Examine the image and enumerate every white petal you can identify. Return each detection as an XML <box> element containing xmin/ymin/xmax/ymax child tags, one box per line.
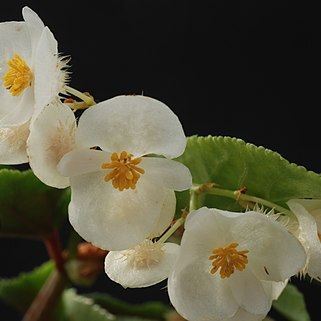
<box><xmin>227</xmin><ymin>269</ymin><xmax>271</xmax><ymax>315</ymax></box>
<box><xmin>261</xmin><ymin>279</ymin><xmax>287</xmax><ymax>301</ymax></box>
<box><xmin>223</xmin><ymin>308</ymin><xmax>266</xmax><ymax>321</ymax></box>
<box><xmin>57</xmin><ymin>149</ymin><xmax>109</xmax><ymax>177</ymax></box>
<box><xmin>76</xmin><ymin>95</ymin><xmax>186</xmax><ymax>158</ymax></box>
<box><xmin>0</xmin><ymin>89</ymin><xmax>34</xmax><ymax>127</ymax></box>
<box><xmin>0</xmin><ymin>22</ymin><xmax>31</xmax><ymax>61</ymax></box>
<box><xmin>178</xmin><ymin>208</ymin><xmax>232</xmax><ymax>269</ymax></box>
<box><xmin>148</xmin><ymin>189</ymin><xmax>176</xmax><ymax>238</ymax></box>
<box><xmin>185</xmin><ymin>207</ymin><xmax>242</xmax><ymax>230</ymax></box>
<box><xmin>68</xmin><ymin>173</ymin><xmax>167</xmax><ymax>250</ymax></box>
<box><xmin>228</xmin><ymin>211</ymin><xmax>306</xmax><ymax>282</ymax></box>
<box><xmin>289</xmin><ymin>199</ymin><xmax>321</xmax><ymax>233</ymax></box>
<box><xmin>22</xmin><ymin>7</ymin><xmax>44</xmax><ymax>29</ymax></box>
<box><xmin>141</xmin><ymin>157</ymin><xmax>192</xmax><ymax>191</ymax></box>
<box><xmin>27</xmin><ymin>101</ymin><xmax>76</xmax><ymax>188</ymax></box>
<box><xmin>0</xmin><ymin>21</ymin><xmax>35</xmax><ymax>127</ymax></box>
<box><xmin>168</xmin><ymin>208</ymin><xmax>285</xmax><ymax>321</ymax></box>
<box><xmin>184</xmin><ymin>207</ymin><xmax>243</xmax><ymax>256</ymax></box>
<box><xmin>184</xmin><ymin>208</ymin><xmax>306</xmax><ymax>282</ymax></box>
<box><xmin>22</xmin><ymin>6</ymin><xmax>44</xmax><ymax>50</ymax></box>
<box><xmin>34</xmin><ymin>27</ymin><xmax>61</xmax><ymax>113</ymax></box>
<box><xmin>105</xmin><ymin>241</ymin><xmax>180</xmax><ymax>288</ymax></box>
<box><xmin>287</xmin><ymin>199</ymin><xmax>321</xmax><ymax>281</ymax></box>
<box><xmin>0</xmin><ymin>121</ymin><xmax>29</xmax><ymax>164</ymax></box>
<box><xmin>168</xmin><ymin>260</ymin><xmax>239</xmax><ymax>321</ymax></box>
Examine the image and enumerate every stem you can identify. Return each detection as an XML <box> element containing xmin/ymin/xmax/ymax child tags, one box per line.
<box><xmin>64</xmin><ymin>85</ymin><xmax>95</xmax><ymax>106</ymax></box>
<box><xmin>202</xmin><ymin>185</ymin><xmax>294</xmax><ymax>217</ymax></box>
<box><xmin>189</xmin><ymin>189</ymin><xmax>202</xmax><ymax>211</ymax></box>
<box><xmin>157</xmin><ymin>217</ymin><xmax>185</xmax><ymax>244</ymax></box>
<box><xmin>44</xmin><ymin>229</ymin><xmax>65</xmax><ymax>275</ymax></box>
<box><xmin>22</xmin><ymin>270</ymin><xmax>66</xmax><ymax>321</ymax></box>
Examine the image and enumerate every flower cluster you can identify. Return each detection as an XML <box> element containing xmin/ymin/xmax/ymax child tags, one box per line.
<box><xmin>1</xmin><ymin>7</ymin><xmax>321</xmax><ymax>321</ymax></box>
<box><xmin>0</xmin><ymin>7</ymin><xmax>70</xmax><ymax>164</ymax></box>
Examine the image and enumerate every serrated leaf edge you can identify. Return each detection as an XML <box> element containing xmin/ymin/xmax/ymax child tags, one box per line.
<box><xmin>186</xmin><ymin>135</ymin><xmax>321</xmax><ymax>181</ymax></box>
<box><xmin>63</xmin><ymin>288</ymin><xmax>116</xmax><ymax>320</ymax></box>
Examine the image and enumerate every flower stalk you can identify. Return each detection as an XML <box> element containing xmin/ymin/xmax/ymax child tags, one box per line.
<box><xmin>22</xmin><ymin>270</ymin><xmax>66</xmax><ymax>321</ymax></box>
<box><xmin>44</xmin><ymin>229</ymin><xmax>65</xmax><ymax>275</ymax></box>
<box><xmin>64</xmin><ymin>85</ymin><xmax>95</xmax><ymax>107</ymax></box>
<box><xmin>157</xmin><ymin>217</ymin><xmax>185</xmax><ymax>244</ymax></box>
<box><xmin>192</xmin><ymin>184</ymin><xmax>294</xmax><ymax>218</ymax></box>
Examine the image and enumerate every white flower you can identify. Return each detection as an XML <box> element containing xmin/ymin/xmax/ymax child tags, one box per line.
<box><xmin>0</xmin><ymin>6</ymin><xmax>69</xmax><ymax>125</ymax></box>
<box><xmin>105</xmin><ymin>239</ymin><xmax>180</xmax><ymax>288</ymax></box>
<box><xmin>0</xmin><ymin>6</ymin><xmax>69</xmax><ymax>163</ymax></box>
<box><xmin>58</xmin><ymin>95</ymin><xmax>192</xmax><ymax>250</ymax></box>
<box><xmin>26</xmin><ymin>100</ymin><xmax>76</xmax><ymax>188</ymax></box>
<box><xmin>167</xmin><ymin>207</ymin><xmax>306</xmax><ymax>321</ymax></box>
<box><xmin>287</xmin><ymin>199</ymin><xmax>321</xmax><ymax>282</ymax></box>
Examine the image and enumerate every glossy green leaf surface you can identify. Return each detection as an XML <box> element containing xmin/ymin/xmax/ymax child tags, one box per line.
<box><xmin>0</xmin><ymin>169</ymin><xmax>70</xmax><ymax>239</ymax></box>
<box><xmin>176</xmin><ymin>136</ymin><xmax>321</xmax><ymax>212</ymax></box>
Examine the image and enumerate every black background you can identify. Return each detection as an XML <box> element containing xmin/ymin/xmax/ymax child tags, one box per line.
<box><xmin>1</xmin><ymin>1</ymin><xmax>320</xmax><ymax>320</ymax></box>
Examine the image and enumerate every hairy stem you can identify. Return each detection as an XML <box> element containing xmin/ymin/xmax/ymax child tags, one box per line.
<box><xmin>194</xmin><ymin>184</ymin><xmax>294</xmax><ymax>217</ymax></box>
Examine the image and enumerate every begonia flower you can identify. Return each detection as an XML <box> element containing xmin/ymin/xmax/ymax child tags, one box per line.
<box><xmin>0</xmin><ymin>6</ymin><xmax>69</xmax><ymax>163</ymax></box>
<box><xmin>58</xmin><ymin>95</ymin><xmax>192</xmax><ymax>250</ymax></box>
<box><xmin>105</xmin><ymin>195</ymin><xmax>179</xmax><ymax>288</ymax></box>
<box><xmin>168</xmin><ymin>207</ymin><xmax>306</xmax><ymax>321</ymax></box>
<box><xmin>105</xmin><ymin>239</ymin><xmax>180</xmax><ymax>288</ymax></box>
<box><xmin>287</xmin><ymin>199</ymin><xmax>321</xmax><ymax>282</ymax></box>
<box><xmin>26</xmin><ymin>100</ymin><xmax>76</xmax><ymax>188</ymax></box>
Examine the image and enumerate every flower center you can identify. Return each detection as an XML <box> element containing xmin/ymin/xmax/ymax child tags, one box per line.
<box><xmin>47</xmin><ymin>120</ymin><xmax>76</xmax><ymax>162</ymax></box>
<box><xmin>123</xmin><ymin>240</ymin><xmax>164</xmax><ymax>269</ymax></box>
<box><xmin>0</xmin><ymin>122</ymin><xmax>30</xmax><ymax>153</ymax></box>
<box><xmin>209</xmin><ymin>242</ymin><xmax>249</xmax><ymax>278</ymax></box>
<box><xmin>3</xmin><ymin>54</ymin><xmax>33</xmax><ymax>96</ymax></box>
<box><xmin>101</xmin><ymin>151</ymin><xmax>145</xmax><ymax>191</ymax></box>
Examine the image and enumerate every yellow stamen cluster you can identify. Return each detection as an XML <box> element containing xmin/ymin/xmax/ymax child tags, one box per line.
<box><xmin>101</xmin><ymin>151</ymin><xmax>145</xmax><ymax>191</ymax></box>
<box><xmin>3</xmin><ymin>54</ymin><xmax>33</xmax><ymax>96</ymax></box>
<box><xmin>209</xmin><ymin>242</ymin><xmax>249</xmax><ymax>278</ymax></box>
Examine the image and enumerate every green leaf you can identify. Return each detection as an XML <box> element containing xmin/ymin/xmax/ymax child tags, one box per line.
<box><xmin>272</xmin><ymin>283</ymin><xmax>311</xmax><ymax>321</ymax></box>
<box><xmin>0</xmin><ymin>169</ymin><xmax>70</xmax><ymax>239</ymax></box>
<box><xmin>64</xmin><ymin>289</ymin><xmax>161</xmax><ymax>321</ymax></box>
<box><xmin>176</xmin><ymin>136</ymin><xmax>321</xmax><ymax>212</ymax></box>
<box><xmin>63</xmin><ymin>289</ymin><xmax>116</xmax><ymax>321</ymax></box>
<box><xmin>0</xmin><ymin>264</ymin><xmax>164</xmax><ymax>321</ymax></box>
<box><xmin>86</xmin><ymin>292</ymin><xmax>171</xmax><ymax>320</ymax></box>
<box><xmin>0</xmin><ymin>262</ymin><xmax>112</xmax><ymax>321</ymax></box>
<box><xmin>0</xmin><ymin>261</ymin><xmax>54</xmax><ymax>313</ymax></box>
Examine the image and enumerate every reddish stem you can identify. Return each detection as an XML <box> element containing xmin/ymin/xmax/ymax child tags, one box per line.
<box><xmin>22</xmin><ymin>230</ymin><xmax>66</xmax><ymax>321</ymax></box>
<box><xmin>44</xmin><ymin>229</ymin><xmax>65</xmax><ymax>274</ymax></box>
<box><xmin>22</xmin><ymin>270</ymin><xmax>66</xmax><ymax>321</ymax></box>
